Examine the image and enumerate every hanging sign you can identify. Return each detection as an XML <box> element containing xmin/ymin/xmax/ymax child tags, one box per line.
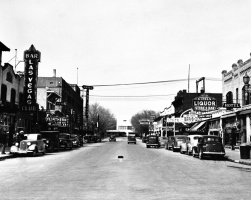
<box><xmin>22</xmin><ymin>45</ymin><xmax>41</xmax><ymax>112</ymax></box>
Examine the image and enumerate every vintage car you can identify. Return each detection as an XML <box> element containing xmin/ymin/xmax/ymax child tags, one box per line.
<box><xmin>71</xmin><ymin>134</ymin><xmax>81</xmax><ymax>148</ymax></box>
<box><xmin>165</xmin><ymin>135</ymin><xmax>187</xmax><ymax>152</ymax></box>
<box><xmin>186</xmin><ymin>135</ymin><xmax>202</xmax><ymax>155</ymax></box>
<box><xmin>179</xmin><ymin>136</ymin><xmax>188</xmax><ymax>154</ymax></box>
<box><xmin>146</xmin><ymin>135</ymin><xmax>160</xmax><ymax>148</ymax></box>
<box><xmin>128</xmin><ymin>134</ymin><xmax>136</xmax><ymax>144</ymax></box>
<box><xmin>109</xmin><ymin>134</ymin><xmax>116</xmax><ymax>142</ymax></box>
<box><xmin>142</xmin><ymin>136</ymin><xmax>147</xmax><ymax>143</ymax></box>
<box><xmin>40</xmin><ymin>131</ymin><xmax>60</xmax><ymax>152</ymax></box>
<box><xmin>193</xmin><ymin>135</ymin><xmax>225</xmax><ymax>159</ymax></box>
<box><xmin>94</xmin><ymin>135</ymin><xmax>102</xmax><ymax>143</ymax></box>
<box><xmin>10</xmin><ymin>133</ymin><xmax>46</xmax><ymax>156</ymax></box>
<box><xmin>59</xmin><ymin>133</ymin><xmax>73</xmax><ymax>150</ymax></box>
<box><xmin>159</xmin><ymin>136</ymin><xmax>168</xmax><ymax>147</ymax></box>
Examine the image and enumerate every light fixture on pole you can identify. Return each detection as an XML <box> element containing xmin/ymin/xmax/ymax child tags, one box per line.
<box><xmin>243</xmin><ymin>72</ymin><xmax>250</xmax><ymax>102</ymax></box>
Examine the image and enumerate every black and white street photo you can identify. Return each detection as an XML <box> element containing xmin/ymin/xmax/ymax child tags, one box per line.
<box><xmin>1</xmin><ymin>0</ymin><xmax>251</xmax><ymax>199</ymax></box>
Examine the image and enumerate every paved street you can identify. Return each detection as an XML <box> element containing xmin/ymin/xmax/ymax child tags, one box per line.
<box><xmin>1</xmin><ymin>138</ymin><xmax>251</xmax><ymax>200</ymax></box>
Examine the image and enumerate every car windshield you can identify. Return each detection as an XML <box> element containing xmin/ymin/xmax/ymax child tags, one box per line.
<box><xmin>149</xmin><ymin>136</ymin><xmax>157</xmax><ymax>139</ymax></box>
<box><xmin>60</xmin><ymin>135</ymin><xmax>68</xmax><ymax>139</ymax></box>
<box><xmin>128</xmin><ymin>136</ymin><xmax>135</xmax><ymax>139</ymax></box>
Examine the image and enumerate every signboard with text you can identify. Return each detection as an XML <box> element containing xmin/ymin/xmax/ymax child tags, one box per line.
<box><xmin>193</xmin><ymin>94</ymin><xmax>217</xmax><ymax>112</ymax></box>
<box><xmin>22</xmin><ymin>45</ymin><xmax>41</xmax><ymax>112</ymax></box>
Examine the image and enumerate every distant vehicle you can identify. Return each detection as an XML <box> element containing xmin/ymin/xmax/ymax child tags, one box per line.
<box><xmin>159</xmin><ymin>136</ymin><xmax>168</xmax><ymax>147</ymax></box>
<box><xmin>94</xmin><ymin>135</ymin><xmax>102</xmax><ymax>142</ymax></box>
<box><xmin>10</xmin><ymin>133</ymin><xmax>46</xmax><ymax>156</ymax></box>
<box><xmin>40</xmin><ymin>131</ymin><xmax>60</xmax><ymax>153</ymax></box>
<box><xmin>109</xmin><ymin>134</ymin><xmax>116</xmax><ymax>142</ymax></box>
<box><xmin>142</xmin><ymin>136</ymin><xmax>147</xmax><ymax>143</ymax></box>
<box><xmin>128</xmin><ymin>134</ymin><xmax>136</xmax><ymax>144</ymax></box>
<box><xmin>59</xmin><ymin>133</ymin><xmax>73</xmax><ymax>150</ymax></box>
<box><xmin>146</xmin><ymin>135</ymin><xmax>160</xmax><ymax>148</ymax></box>
<box><xmin>71</xmin><ymin>134</ymin><xmax>81</xmax><ymax>147</ymax></box>
<box><xmin>194</xmin><ymin>135</ymin><xmax>225</xmax><ymax>159</ymax></box>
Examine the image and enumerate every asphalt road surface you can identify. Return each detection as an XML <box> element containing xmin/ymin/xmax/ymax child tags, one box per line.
<box><xmin>1</xmin><ymin>137</ymin><xmax>251</xmax><ymax>200</ymax></box>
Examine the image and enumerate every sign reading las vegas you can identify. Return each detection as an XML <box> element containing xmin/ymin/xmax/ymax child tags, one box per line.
<box><xmin>192</xmin><ymin>94</ymin><xmax>217</xmax><ymax>112</ymax></box>
<box><xmin>22</xmin><ymin>45</ymin><xmax>41</xmax><ymax>111</ymax></box>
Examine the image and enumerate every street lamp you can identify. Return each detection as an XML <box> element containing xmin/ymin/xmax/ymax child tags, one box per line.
<box><xmin>243</xmin><ymin>72</ymin><xmax>250</xmax><ymax>103</ymax></box>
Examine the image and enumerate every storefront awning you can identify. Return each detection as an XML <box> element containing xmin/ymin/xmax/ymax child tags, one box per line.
<box><xmin>221</xmin><ymin>113</ymin><xmax>236</xmax><ymax>119</ymax></box>
<box><xmin>239</xmin><ymin>109</ymin><xmax>251</xmax><ymax>115</ymax></box>
<box><xmin>189</xmin><ymin>121</ymin><xmax>207</xmax><ymax>132</ymax></box>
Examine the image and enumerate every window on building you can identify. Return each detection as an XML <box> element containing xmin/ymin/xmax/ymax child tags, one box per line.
<box><xmin>226</xmin><ymin>91</ymin><xmax>233</xmax><ymax>104</ymax></box>
<box><xmin>6</xmin><ymin>72</ymin><xmax>13</xmax><ymax>83</ymax></box>
<box><xmin>1</xmin><ymin>84</ymin><xmax>7</xmax><ymax>104</ymax></box>
<box><xmin>10</xmin><ymin>88</ymin><xmax>16</xmax><ymax>105</ymax></box>
<box><xmin>236</xmin><ymin>88</ymin><xmax>238</xmax><ymax>103</ymax></box>
<box><xmin>19</xmin><ymin>93</ymin><xmax>24</xmax><ymax>107</ymax></box>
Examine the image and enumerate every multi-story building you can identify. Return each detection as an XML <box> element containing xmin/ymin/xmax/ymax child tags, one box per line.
<box><xmin>37</xmin><ymin>71</ymin><xmax>83</xmax><ymax>134</ymax></box>
<box><xmin>222</xmin><ymin>54</ymin><xmax>251</xmax><ymax>146</ymax></box>
<box><xmin>0</xmin><ymin>42</ymin><xmax>26</xmax><ymax>145</ymax></box>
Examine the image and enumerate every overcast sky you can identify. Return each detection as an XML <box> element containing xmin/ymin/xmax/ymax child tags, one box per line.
<box><xmin>1</xmin><ymin>0</ymin><xmax>251</xmax><ymax>118</ymax></box>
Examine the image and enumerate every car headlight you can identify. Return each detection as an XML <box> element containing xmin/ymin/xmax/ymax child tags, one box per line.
<box><xmin>15</xmin><ymin>142</ymin><xmax>19</xmax><ymax>146</ymax></box>
<box><xmin>46</xmin><ymin>140</ymin><xmax>49</xmax><ymax>143</ymax></box>
<box><xmin>27</xmin><ymin>142</ymin><xmax>31</xmax><ymax>146</ymax></box>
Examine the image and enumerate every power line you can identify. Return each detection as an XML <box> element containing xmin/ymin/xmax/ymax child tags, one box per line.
<box><xmin>87</xmin><ymin>77</ymin><xmax>221</xmax><ymax>87</ymax></box>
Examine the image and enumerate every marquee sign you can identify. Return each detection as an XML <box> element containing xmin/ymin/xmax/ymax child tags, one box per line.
<box><xmin>192</xmin><ymin>94</ymin><xmax>217</xmax><ymax>112</ymax></box>
<box><xmin>22</xmin><ymin>45</ymin><xmax>41</xmax><ymax>112</ymax></box>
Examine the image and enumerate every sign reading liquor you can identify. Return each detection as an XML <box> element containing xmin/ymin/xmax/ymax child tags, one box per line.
<box><xmin>192</xmin><ymin>94</ymin><xmax>217</xmax><ymax>112</ymax></box>
<box><xmin>22</xmin><ymin>45</ymin><xmax>41</xmax><ymax>112</ymax></box>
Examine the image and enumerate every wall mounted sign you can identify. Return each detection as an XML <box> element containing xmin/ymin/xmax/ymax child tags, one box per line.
<box><xmin>223</xmin><ymin>103</ymin><xmax>241</xmax><ymax>108</ymax></box>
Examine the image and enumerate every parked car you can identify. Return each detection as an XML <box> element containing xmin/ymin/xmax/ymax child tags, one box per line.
<box><xmin>10</xmin><ymin>133</ymin><xmax>46</xmax><ymax>156</ymax></box>
<box><xmin>165</xmin><ymin>135</ymin><xmax>187</xmax><ymax>152</ymax></box>
<box><xmin>179</xmin><ymin>136</ymin><xmax>188</xmax><ymax>154</ymax></box>
<box><xmin>128</xmin><ymin>134</ymin><xmax>136</xmax><ymax>144</ymax></box>
<box><xmin>186</xmin><ymin>135</ymin><xmax>202</xmax><ymax>155</ymax></box>
<box><xmin>142</xmin><ymin>136</ymin><xmax>147</xmax><ymax>143</ymax></box>
<box><xmin>146</xmin><ymin>135</ymin><xmax>160</xmax><ymax>148</ymax></box>
<box><xmin>71</xmin><ymin>134</ymin><xmax>81</xmax><ymax>147</ymax></box>
<box><xmin>93</xmin><ymin>135</ymin><xmax>102</xmax><ymax>142</ymax></box>
<box><xmin>194</xmin><ymin>135</ymin><xmax>225</xmax><ymax>159</ymax></box>
<box><xmin>109</xmin><ymin>134</ymin><xmax>116</xmax><ymax>142</ymax></box>
<box><xmin>159</xmin><ymin>136</ymin><xmax>168</xmax><ymax>147</ymax></box>
<box><xmin>59</xmin><ymin>133</ymin><xmax>73</xmax><ymax>150</ymax></box>
<box><xmin>165</xmin><ymin>136</ymin><xmax>174</xmax><ymax>150</ymax></box>
<box><xmin>40</xmin><ymin>131</ymin><xmax>60</xmax><ymax>152</ymax></box>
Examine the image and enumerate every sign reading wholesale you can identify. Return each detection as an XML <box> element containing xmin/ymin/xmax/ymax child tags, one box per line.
<box><xmin>192</xmin><ymin>94</ymin><xmax>217</xmax><ymax>112</ymax></box>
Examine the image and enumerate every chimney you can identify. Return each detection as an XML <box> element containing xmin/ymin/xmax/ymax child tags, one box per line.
<box><xmin>53</xmin><ymin>69</ymin><xmax>56</xmax><ymax>77</ymax></box>
<box><xmin>200</xmin><ymin>87</ymin><xmax>205</xmax><ymax>94</ymax></box>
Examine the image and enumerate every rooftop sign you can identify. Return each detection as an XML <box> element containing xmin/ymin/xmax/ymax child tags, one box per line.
<box><xmin>192</xmin><ymin>94</ymin><xmax>217</xmax><ymax>112</ymax></box>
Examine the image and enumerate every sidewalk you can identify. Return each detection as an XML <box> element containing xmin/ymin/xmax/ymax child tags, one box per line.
<box><xmin>0</xmin><ymin>146</ymin><xmax>12</xmax><ymax>161</ymax></box>
<box><xmin>1</xmin><ymin>145</ymin><xmax>251</xmax><ymax>166</ymax></box>
<box><xmin>224</xmin><ymin>147</ymin><xmax>251</xmax><ymax>166</ymax></box>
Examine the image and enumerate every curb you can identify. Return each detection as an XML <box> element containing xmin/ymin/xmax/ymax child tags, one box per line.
<box><xmin>226</xmin><ymin>158</ymin><xmax>251</xmax><ymax>166</ymax></box>
<box><xmin>0</xmin><ymin>154</ymin><xmax>14</xmax><ymax>161</ymax></box>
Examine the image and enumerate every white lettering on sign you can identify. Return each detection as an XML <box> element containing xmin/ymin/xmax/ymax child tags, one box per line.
<box><xmin>25</xmin><ymin>53</ymin><xmax>39</xmax><ymax>59</ymax></box>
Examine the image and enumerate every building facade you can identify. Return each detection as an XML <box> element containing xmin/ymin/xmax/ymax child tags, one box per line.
<box><xmin>37</xmin><ymin>73</ymin><xmax>84</xmax><ymax>134</ymax></box>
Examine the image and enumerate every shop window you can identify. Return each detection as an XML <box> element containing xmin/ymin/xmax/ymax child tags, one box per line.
<box><xmin>6</xmin><ymin>72</ymin><xmax>13</xmax><ymax>83</ymax></box>
<box><xmin>1</xmin><ymin>84</ymin><xmax>7</xmax><ymax>103</ymax></box>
